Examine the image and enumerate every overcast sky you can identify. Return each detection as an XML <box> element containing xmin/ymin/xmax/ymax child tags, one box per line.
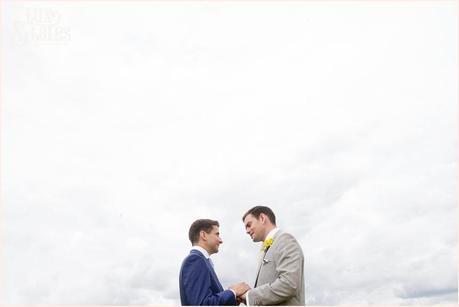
<box><xmin>1</xmin><ymin>0</ymin><xmax>457</xmax><ymax>305</ymax></box>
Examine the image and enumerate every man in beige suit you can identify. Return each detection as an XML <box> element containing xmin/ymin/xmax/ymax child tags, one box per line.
<box><xmin>240</xmin><ymin>206</ymin><xmax>305</xmax><ymax>306</ymax></box>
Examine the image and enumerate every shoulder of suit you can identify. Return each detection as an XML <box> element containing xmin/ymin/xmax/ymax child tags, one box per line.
<box><xmin>274</xmin><ymin>232</ymin><xmax>302</xmax><ymax>246</ymax></box>
<box><xmin>276</xmin><ymin>231</ymin><xmax>297</xmax><ymax>240</ymax></box>
<box><xmin>184</xmin><ymin>253</ymin><xmax>207</xmax><ymax>265</ymax></box>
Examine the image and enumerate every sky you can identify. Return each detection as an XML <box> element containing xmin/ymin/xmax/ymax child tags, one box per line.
<box><xmin>1</xmin><ymin>0</ymin><xmax>458</xmax><ymax>305</ymax></box>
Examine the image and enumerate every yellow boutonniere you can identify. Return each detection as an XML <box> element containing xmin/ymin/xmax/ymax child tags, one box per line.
<box><xmin>262</xmin><ymin>238</ymin><xmax>274</xmax><ymax>251</ymax></box>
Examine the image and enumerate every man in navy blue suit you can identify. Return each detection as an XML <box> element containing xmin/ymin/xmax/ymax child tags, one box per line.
<box><xmin>179</xmin><ymin>219</ymin><xmax>250</xmax><ymax>305</ymax></box>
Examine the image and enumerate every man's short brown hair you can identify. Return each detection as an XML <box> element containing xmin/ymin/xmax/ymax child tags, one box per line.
<box><xmin>188</xmin><ymin>219</ymin><xmax>219</xmax><ymax>244</ymax></box>
<box><xmin>242</xmin><ymin>206</ymin><xmax>276</xmax><ymax>225</ymax></box>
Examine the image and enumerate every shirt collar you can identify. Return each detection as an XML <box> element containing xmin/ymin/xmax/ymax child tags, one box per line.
<box><xmin>191</xmin><ymin>246</ymin><xmax>210</xmax><ymax>259</ymax></box>
<box><xmin>265</xmin><ymin>227</ymin><xmax>280</xmax><ymax>241</ymax></box>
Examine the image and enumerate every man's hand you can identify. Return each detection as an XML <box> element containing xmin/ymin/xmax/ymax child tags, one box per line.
<box><xmin>229</xmin><ymin>282</ymin><xmax>251</xmax><ymax>297</ymax></box>
<box><xmin>237</xmin><ymin>291</ymin><xmax>248</xmax><ymax>305</ymax></box>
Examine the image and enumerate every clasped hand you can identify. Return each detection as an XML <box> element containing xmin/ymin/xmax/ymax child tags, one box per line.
<box><xmin>229</xmin><ymin>282</ymin><xmax>250</xmax><ymax>305</ymax></box>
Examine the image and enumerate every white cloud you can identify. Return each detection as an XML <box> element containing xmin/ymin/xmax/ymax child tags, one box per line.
<box><xmin>1</xmin><ymin>0</ymin><xmax>457</xmax><ymax>305</ymax></box>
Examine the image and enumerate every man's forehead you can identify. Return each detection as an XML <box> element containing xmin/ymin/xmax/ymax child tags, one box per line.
<box><xmin>244</xmin><ymin>214</ymin><xmax>256</xmax><ymax>224</ymax></box>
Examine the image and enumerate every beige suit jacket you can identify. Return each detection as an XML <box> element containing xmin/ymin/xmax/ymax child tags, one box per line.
<box><xmin>248</xmin><ymin>230</ymin><xmax>305</xmax><ymax>305</ymax></box>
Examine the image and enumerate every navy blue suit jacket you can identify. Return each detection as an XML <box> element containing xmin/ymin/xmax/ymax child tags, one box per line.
<box><xmin>179</xmin><ymin>249</ymin><xmax>236</xmax><ymax>306</ymax></box>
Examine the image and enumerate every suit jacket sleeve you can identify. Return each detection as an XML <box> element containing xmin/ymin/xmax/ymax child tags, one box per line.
<box><xmin>248</xmin><ymin>234</ymin><xmax>303</xmax><ymax>305</ymax></box>
<box><xmin>181</xmin><ymin>256</ymin><xmax>236</xmax><ymax>306</ymax></box>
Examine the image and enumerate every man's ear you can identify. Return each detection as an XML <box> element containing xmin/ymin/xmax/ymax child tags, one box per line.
<box><xmin>200</xmin><ymin>230</ymin><xmax>207</xmax><ymax>241</ymax></box>
<box><xmin>259</xmin><ymin>213</ymin><xmax>266</xmax><ymax>224</ymax></box>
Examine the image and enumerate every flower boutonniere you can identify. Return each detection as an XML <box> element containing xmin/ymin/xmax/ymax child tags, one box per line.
<box><xmin>262</xmin><ymin>238</ymin><xmax>274</xmax><ymax>251</ymax></box>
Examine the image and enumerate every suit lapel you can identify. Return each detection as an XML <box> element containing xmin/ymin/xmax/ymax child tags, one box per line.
<box><xmin>254</xmin><ymin>230</ymin><xmax>282</xmax><ymax>287</ymax></box>
<box><xmin>190</xmin><ymin>250</ymin><xmax>224</xmax><ymax>291</ymax></box>
<box><xmin>254</xmin><ymin>249</ymin><xmax>267</xmax><ymax>287</ymax></box>
<box><xmin>206</xmin><ymin>259</ymin><xmax>224</xmax><ymax>291</ymax></box>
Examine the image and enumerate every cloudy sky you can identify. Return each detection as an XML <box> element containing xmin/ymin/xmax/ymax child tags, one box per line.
<box><xmin>1</xmin><ymin>0</ymin><xmax>457</xmax><ymax>305</ymax></box>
